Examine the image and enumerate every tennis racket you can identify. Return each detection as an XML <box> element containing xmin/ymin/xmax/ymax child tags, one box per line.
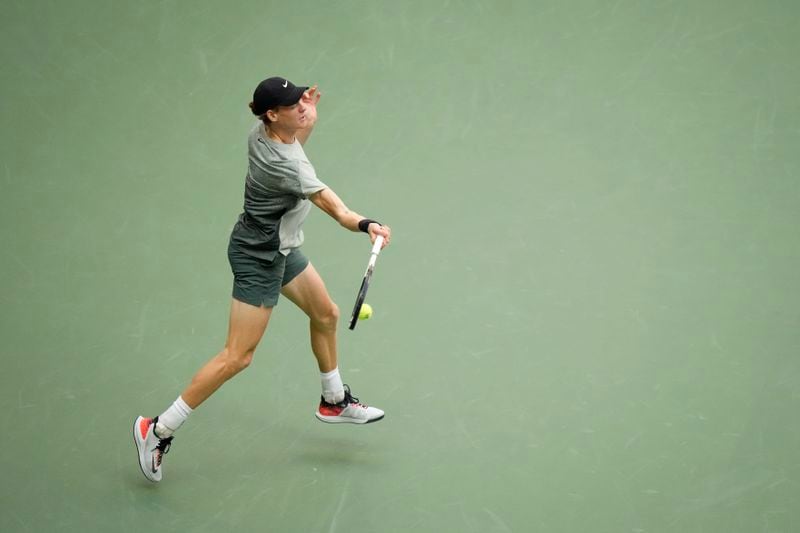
<box><xmin>348</xmin><ymin>235</ymin><xmax>385</xmax><ymax>330</ymax></box>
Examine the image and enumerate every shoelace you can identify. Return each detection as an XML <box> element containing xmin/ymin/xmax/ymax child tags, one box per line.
<box><xmin>340</xmin><ymin>384</ymin><xmax>366</xmax><ymax>408</ymax></box>
<box><xmin>154</xmin><ymin>437</ymin><xmax>173</xmax><ymax>467</ymax></box>
<box><xmin>321</xmin><ymin>385</ymin><xmax>367</xmax><ymax>408</ymax></box>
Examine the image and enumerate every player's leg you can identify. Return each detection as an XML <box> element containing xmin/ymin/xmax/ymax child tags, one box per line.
<box><xmin>281</xmin><ymin>261</ymin><xmax>340</xmax><ymax>373</ymax></box>
<box><xmin>280</xmin><ymin>252</ymin><xmax>384</xmax><ymax>425</ymax></box>
<box><xmin>133</xmin><ymin>298</ymin><xmax>271</xmax><ymax>482</ymax></box>
<box><xmin>181</xmin><ymin>298</ymin><xmax>272</xmax><ymax>408</ymax></box>
<box><xmin>133</xmin><ymin>247</ymin><xmax>283</xmax><ymax>482</ymax></box>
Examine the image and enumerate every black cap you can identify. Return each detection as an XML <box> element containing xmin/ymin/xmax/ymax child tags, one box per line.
<box><xmin>251</xmin><ymin>77</ymin><xmax>308</xmax><ymax>116</ymax></box>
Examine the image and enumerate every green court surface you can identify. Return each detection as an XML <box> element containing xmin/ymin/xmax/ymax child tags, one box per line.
<box><xmin>2</xmin><ymin>1</ymin><xmax>799</xmax><ymax>532</ymax></box>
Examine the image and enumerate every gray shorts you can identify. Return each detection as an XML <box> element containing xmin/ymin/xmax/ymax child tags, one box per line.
<box><xmin>227</xmin><ymin>245</ymin><xmax>309</xmax><ymax>308</ymax></box>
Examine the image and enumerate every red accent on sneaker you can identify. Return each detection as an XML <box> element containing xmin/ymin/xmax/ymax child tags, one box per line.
<box><xmin>139</xmin><ymin>417</ymin><xmax>152</xmax><ymax>439</ymax></box>
<box><xmin>318</xmin><ymin>403</ymin><xmax>344</xmax><ymax>416</ymax></box>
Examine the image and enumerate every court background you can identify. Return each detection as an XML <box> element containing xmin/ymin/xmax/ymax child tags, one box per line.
<box><xmin>1</xmin><ymin>1</ymin><xmax>798</xmax><ymax>531</ymax></box>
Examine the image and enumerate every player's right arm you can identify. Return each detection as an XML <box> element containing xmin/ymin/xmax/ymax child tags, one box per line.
<box><xmin>309</xmin><ymin>188</ymin><xmax>391</xmax><ymax>246</ymax></box>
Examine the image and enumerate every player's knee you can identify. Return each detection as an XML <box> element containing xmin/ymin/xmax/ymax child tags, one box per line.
<box><xmin>221</xmin><ymin>346</ymin><xmax>255</xmax><ymax>375</ymax></box>
<box><xmin>313</xmin><ymin>302</ymin><xmax>339</xmax><ymax>331</ymax></box>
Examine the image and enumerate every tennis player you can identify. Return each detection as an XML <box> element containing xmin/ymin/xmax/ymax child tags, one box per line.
<box><xmin>133</xmin><ymin>77</ymin><xmax>392</xmax><ymax>482</ymax></box>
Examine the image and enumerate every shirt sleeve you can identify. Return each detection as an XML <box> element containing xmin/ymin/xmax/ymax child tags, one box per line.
<box><xmin>297</xmin><ymin>159</ymin><xmax>327</xmax><ymax>197</ymax></box>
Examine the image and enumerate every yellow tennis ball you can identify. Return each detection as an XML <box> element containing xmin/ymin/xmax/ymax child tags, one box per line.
<box><xmin>358</xmin><ymin>303</ymin><xmax>373</xmax><ymax>320</ymax></box>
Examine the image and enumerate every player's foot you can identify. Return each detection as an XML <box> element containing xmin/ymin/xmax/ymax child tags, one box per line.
<box><xmin>132</xmin><ymin>416</ymin><xmax>174</xmax><ymax>482</ymax></box>
<box><xmin>315</xmin><ymin>385</ymin><xmax>385</xmax><ymax>424</ymax></box>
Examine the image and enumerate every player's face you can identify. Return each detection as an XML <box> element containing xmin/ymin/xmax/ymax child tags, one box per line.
<box><xmin>275</xmin><ymin>100</ymin><xmax>307</xmax><ymax>129</ymax></box>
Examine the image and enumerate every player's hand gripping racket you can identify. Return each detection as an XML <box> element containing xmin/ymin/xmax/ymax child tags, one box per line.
<box><xmin>349</xmin><ymin>235</ymin><xmax>385</xmax><ymax>330</ymax></box>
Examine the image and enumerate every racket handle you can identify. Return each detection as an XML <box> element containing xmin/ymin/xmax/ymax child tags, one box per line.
<box><xmin>365</xmin><ymin>235</ymin><xmax>384</xmax><ymax>270</ymax></box>
<box><xmin>371</xmin><ymin>235</ymin><xmax>384</xmax><ymax>256</ymax></box>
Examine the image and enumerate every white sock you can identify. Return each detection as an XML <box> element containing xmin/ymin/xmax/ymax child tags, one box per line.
<box><xmin>321</xmin><ymin>367</ymin><xmax>345</xmax><ymax>404</ymax></box>
<box><xmin>156</xmin><ymin>396</ymin><xmax>193</xmax><ymax>438</ymax></box>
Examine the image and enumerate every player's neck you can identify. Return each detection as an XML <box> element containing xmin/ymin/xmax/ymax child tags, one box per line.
<box><xmin>266</xmin><ymin>124</ymin><xmax>296</xmax><ymax>144</ymax></box>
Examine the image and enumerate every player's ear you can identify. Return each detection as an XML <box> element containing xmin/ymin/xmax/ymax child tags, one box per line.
<box><xmin>265</xmin><ymin>109</ymin><xmax>278</xmax><ymax>123</ymax></box>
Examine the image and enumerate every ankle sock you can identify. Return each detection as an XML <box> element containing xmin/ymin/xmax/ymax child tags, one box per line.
<box><xmin>321</xmin><ymin>367</ymin><xmax>345</xmax><ymax>404</ymax></box>
<box><xmin>155</xmin><ymin>396</ymin><xmax>193</xmax><ymax>438</ymax></box>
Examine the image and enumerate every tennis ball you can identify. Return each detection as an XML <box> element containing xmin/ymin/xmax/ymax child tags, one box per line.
<box><xmin>358</xmin><ymin>303</ymin><xmax>373</xmax><ymax>320</ymax></box>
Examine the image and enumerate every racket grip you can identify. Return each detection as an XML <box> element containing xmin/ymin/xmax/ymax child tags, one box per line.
<box><xmin>371</xmin><ymin>235</ymin><xmax>384</xmax><ymax>256</ymax></box>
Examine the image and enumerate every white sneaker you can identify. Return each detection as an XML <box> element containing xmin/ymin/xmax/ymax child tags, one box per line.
<box><xmin>315</xmin><ymin>385</ymin><xmax>385</xmax><ymax>424</ymax></box>
<box><xmin>132</xmin><ymin>416</ymin><xmax>173</xmax><ymax>482</ymax></box>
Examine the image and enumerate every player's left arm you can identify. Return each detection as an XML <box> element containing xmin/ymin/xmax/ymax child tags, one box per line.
<box><xmin>296</xmin><ymin>86</ymin><xmax>320</xmax><ymax>146</ymax></box>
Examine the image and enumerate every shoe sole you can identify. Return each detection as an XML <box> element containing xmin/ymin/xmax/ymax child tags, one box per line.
<box><xmin>315</xmin><ymin>412</ymin><xmax>385</xmax><ymax>424</ymax></box>
<box><xmin>132</xmin><ymin>417</ymin><xmax>160</xmax><ymax>483</ymax></box>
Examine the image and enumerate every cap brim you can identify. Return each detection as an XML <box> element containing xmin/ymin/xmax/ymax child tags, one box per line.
<box><xmin>278</xmin><ymin>86</ymin><xmax>308</xmax><ymax>106</ymax></box>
